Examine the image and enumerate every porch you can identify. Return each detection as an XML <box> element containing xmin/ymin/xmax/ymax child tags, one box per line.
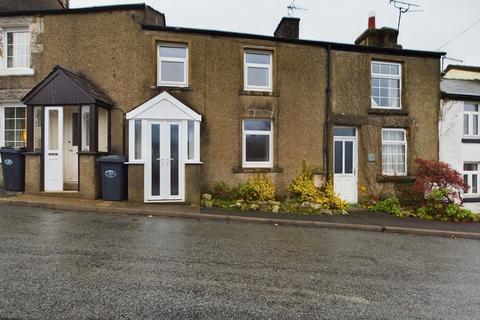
<box><xmin>21</xmin><ymin>65</ymin><xmax>113</xmax><ymax>199</ymax></box>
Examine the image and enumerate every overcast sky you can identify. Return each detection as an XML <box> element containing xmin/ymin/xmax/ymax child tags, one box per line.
<box><xmin>71</xmin><ymin>0</ymin><xmax>480</xmax><ymax>67</ymax></box>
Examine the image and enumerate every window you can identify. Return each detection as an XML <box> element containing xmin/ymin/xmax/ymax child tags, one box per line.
<box><xmin>382</xmin><ymin>128</ymin><xmax>407</xmax><ymax>176</ymax></box>
<box><xmin>463</xmin><ymin>103</ymin><xmax>479</xmax><ymax>137</ymax></box>
<box><xmin>1</xmin><ymin>28</ymin><xmax>33</xmax><ymax>75</ymax></box>
<box><xmin>463</xmin><ymin>163</ymin><xmax>480</xmax><ymax>196</ymax></box>
<box><xmin>157</xmin><ymin>44</ymin><xmax>188</xmax><ymax>87</ymax></box>
<box><xmin>2</xmin><ymin>105</ymin><xmax>26</xmax><ymax>147</ymax></box>
<box><xmin>134</xmin><ymin>120</ymin><xmax>142</xmax><ymax>160</ymax></box>
<box><xmin>81</xmin><ymin>106</ymin><xmax>90</xmax><ymax>151</ymax></box>
<box><xmin>244</xmin><ymin>51</ymin><xmax>272</xmax><ymax>91</ymax></box>
<box><xmin>33</xmin><ymin>106</ymin><xmax>42</xmax><ymax>151</ymax></box>
<box><xmin>243</xmin><ymin>119</ymin><xmax>273</xmax><ymax>168</ymax></box>
<box><xmin>371</xmin><ymin>61</ymin><xmax>401</xmax><ymax>109</ymax></box>
<box><xmin>98</xmin><ymin>107</ymin><xmax>108</xmax><ymax>152</ymax></box>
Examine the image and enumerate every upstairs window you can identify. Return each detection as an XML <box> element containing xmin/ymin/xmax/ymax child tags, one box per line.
<box><xmin>157</xmin><ymin>44</ymin><xmax>188</xmax><ymax>87</ymax></box>
<box><xmin>242</xmin><ymin>119</ymin><xmax>273</xmax><ymax>168</ymax></box>
<box><xmin>1</xmin><ymin>28</ymin><xmax>34</xmax><ymax>76</ymax></box>
<box><xmin>371</xmin><ymin>61</ymin><xmax>401</xmax><ymax>109</ymax></box>
<box><xmin>244</xmin><ymin>51</ymin><xmax>272</xmax><ymax>92</ymax></box>
<box><xmin>382</xmin><ymin>128</ymin><xmax>407</xmax><ymax>176</ymax></box>
<box><xmin>463</xmin><ymin>103</ymin><xmax>479</xmax><ymax>138</ymax></box>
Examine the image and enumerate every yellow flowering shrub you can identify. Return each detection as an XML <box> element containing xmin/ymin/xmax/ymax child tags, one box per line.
<box><xmin>238</xmin><ymin>174</ymin><xmax>276</xmax><ymax>201</ymax></box>
<box><xmin>288</xmin><ymin>161</ymin><xmax>349</xmax><ymax>211</ymax></box>
<box><xmin>288</xmin><ymin>162</ymin><xmax>319</xmax><ymax>202</ymax></box>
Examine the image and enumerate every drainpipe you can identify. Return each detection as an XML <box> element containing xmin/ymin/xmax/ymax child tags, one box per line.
<box><xmin>324</xmin><ymin>44</ymin><xmax>333</xmax><ymax>181</ymax></box>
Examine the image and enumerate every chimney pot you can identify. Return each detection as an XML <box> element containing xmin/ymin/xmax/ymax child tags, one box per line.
<box><xmin>368</xmin><ymin>11</ymin><xmax>376</xmax><ymax>29</ymax></box>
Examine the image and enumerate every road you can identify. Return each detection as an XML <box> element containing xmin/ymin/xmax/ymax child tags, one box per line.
<box><xmin>0</xmin><ymin>204</ymin><xmax>479</xmax><ymax>319</ymax></box>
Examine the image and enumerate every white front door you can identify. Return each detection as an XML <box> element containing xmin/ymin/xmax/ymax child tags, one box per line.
<box><xmin>44</xmin><ymin>107</ymin><xmax>63</xmax><ymax>191</ymax></box>
<box><xmin>333</xmin><ymin>127</ymin><xmax>358</xmax><ymax>203</ymax></box>
<box><xmin>145</xmin><ymin>121</ymin><xmax>185</xmax><ymax>202</ymax></box>
<box><xmin>63</xmin><ymin>108</ymin><xmax>78</xmax><ymax>184</ymax></box>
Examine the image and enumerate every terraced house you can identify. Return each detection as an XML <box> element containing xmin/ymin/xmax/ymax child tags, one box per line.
<box><xmin>0</xmin><ymin>3</ymin><xmax>444</xmax><ymax>205</ymax></box>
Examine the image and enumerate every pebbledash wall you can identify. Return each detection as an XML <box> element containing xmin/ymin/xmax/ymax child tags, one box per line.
<box><xmin>0</xmin><ymin>4</ymin><xmax>443</xmax><ymax>203</ymax></box>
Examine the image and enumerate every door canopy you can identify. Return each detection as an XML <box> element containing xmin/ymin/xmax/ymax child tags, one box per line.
<box><xmin>126</xmin><ymin>91</ymin><xmax>202</xmax><ymax>121</ymax></box>
<box><xmin>22</xmin><ymin>65</ymin><xmax>113</xmax><ymax>108</ymax></box>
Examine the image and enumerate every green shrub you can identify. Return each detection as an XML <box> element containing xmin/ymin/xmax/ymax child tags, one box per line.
<box><xmin>370</xmin><ymin>197</ymin><xmax>407</xmax><ymax>218</ymax></box>
<box><xmin>416</xmin><ymin>188</ymin><xmax>478</xmax><ymax>222</ymax></box>
<box><xmin>211</xmin><ymin>181</ymin><xmax>235</xmax><ymax>200</ymax></box>
<box><xmin>317</xmin><ymin>179</ymin><xmax>349</xmax><ymax>211</ymax></box>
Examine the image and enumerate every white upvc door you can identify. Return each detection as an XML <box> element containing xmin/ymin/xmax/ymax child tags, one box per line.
<box><xmin>145</xmin><ymin>120</ymin><xmax>185</xmax><ymax>202</ymax></box>
<box><xmin>333</xmin><ymin>127</ymin><xmax>358</xmax><ymax>203</ymax></box>
<box><xmin>44</xmin><ymin>107</ymin><xmax>63</xmax><ymax>191</ymax></box>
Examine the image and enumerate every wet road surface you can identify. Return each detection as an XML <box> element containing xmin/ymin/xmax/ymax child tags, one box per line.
<box><xmin>0</xmin><ymin>204</ymin><xmax>479</xmax><ymax>319</ymax></box>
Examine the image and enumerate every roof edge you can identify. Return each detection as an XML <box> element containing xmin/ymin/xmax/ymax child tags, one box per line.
<box><xmin>142</xmin><ymin>24</ymin><xmax>446</xmax><ymax>58</ymax></box>
<box><xmin>441</xmin><ymin>92</ymin><xmax>480</xmax><ymax>101</ymax></box>
<box><xmin>0</xmin><ymin>3</ymin><xmax>153</xmax><ymax>17</ymax></box>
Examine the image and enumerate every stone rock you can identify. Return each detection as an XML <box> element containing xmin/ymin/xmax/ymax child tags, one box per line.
<box><xmin>250</xmin><ymin>204</ymin><xmax>259</xmax><ymax>211</ymax></box>
<box><xmin>319</xmin><ymin>209</ymin><xmax>333</xmax><ymax>215</ymax></box>
<box><xmin>235</xmin><ymin>202</ymin><xmax>242</xmax><ymax>208</ymax></box>
<box><xmin>311</xmin><ymin>203</ymin><xmax>322</xmax><ymax>210</ymax></box>
<box><xmin>236</xmin><ymin>199</ymin><xmax>245</xmax><ymax>203</ymax></box>
<box><xmin>259</xmin><ymin>204</ymin><xmax>269</xmax><ymax>212</ymax></box>
<box><xmin>258</xmin><ymin>201</ymin><xmax>268</xmax><ymax>205</ymax></box>
<box><xmin>202</xmin><ymin>193</ymin><xmax>212</xmax><ymax>200</ymax></box>
<box><xmin>268</xmin><ymin>200</ymin><xmax>280</xmax><ymax>205</ymax></box>
<box><xmin>201</xmin><ymin>199</ymin><xmax>213</xmax><ymax>208</ymax></box>
<box><xmin>272</xmin><ymin>205</ymin><xmax>280</xmax><ymax>213</ymax></box>
<box><xmin>301</xmin><ymin>202</ymin><xmax>310</xmax><ymax>208</ymax></box>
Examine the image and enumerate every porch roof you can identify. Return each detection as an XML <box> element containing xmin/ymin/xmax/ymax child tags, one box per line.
<box><xmin>22</xmin><ymin>65</ymin><xmax>114</xmax><ymax>108</ymax></box>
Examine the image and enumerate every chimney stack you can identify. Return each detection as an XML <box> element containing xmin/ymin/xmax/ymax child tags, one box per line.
<box><xmin>274</xmin><ymin>17</ymin><xmax>300</xmax><ymax>39</ymax></box>
<box><xmin>355</xmin><ymin>12</ymin><xmax>402</xmax><ymax>49</ymax></box>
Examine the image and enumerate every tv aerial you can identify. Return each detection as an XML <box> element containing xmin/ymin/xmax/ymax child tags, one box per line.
<box><xmin>389</xmin><ymin>0</ymin><xmax>423</xmax><ymax>31</ymax></box>
<box><xmin>287</xmin><ymin>0</ymin><xmax>308</xmax><ymax>17</ymax></box>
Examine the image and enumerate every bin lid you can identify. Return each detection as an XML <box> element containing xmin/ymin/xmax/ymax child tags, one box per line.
<box><xmin>0</xmin><ymin>147</ymin><xmax>27</xmax><ymax>154</ymax></box>
<box><xmin>97</xmin><ymin>154</ymin><xmax>128</xmax><ymax>163</ymax></box>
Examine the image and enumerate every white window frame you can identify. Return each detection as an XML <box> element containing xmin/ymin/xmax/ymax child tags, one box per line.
<box><xmin>242</xmin><ymin>119</ymin><xmax>273</xmax><ymax>168</ymax></box>
<box><xmin>128</xmin><ymin>119</ymin><xmax>146</xmax><ymax>163</ymax></box>
<box><xmin>244</xmin><ymin>50</ymin><xmax>273</xmax><ymax>92</ymax></box>
<box><xmin>463</xmin><ymin>162</ymin><xmax>480</xmax><ymax>196</ymax></box>
<box><xmin>1</xmin><ymin>26</ymin><xmax>34</xmax><ymax>76</ymax></box>
<box><xmin>1</xmin><ymin>102</ymin><xmax>26</xmax><ymax>148</ymax></box>
<box><xmin>463</xmin><ymin>103</ymin><xmax>480</xmax><ymax>138</ymax></box>
<box><xmin>371</xmin><ymin>61</ymin><xmax>402</xmax><ymax>110</ymax></box>
<box><xmin>381</xmin><ymin>128</ymin><xmax>407</xmax><ymax>176</ymax></box>
<box><xmin>185</xmin><ymin>120</ymin><xmax>201</xmax><ymax>164</ymax></box>
<box><xmin>157</xmin><ymin>43</ymin><xmax>188</xmax><ymax>87</ymax></box>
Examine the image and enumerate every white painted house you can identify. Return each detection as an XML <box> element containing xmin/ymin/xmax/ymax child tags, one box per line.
<box><xmin>439</xmin><ymin>65</ymin><xmax>480</xmax><ymax>203</ymax></box>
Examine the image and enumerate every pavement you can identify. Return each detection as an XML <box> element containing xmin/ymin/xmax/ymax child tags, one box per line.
<box><xmin>1</xmin><ymin>192</ymin><xmax>480</xmax><ymax>240</ymax></box>
<box><xmin>0</xmin><ymin>204</ymin><xmax>479</xmax><ymax>319</ymax></box>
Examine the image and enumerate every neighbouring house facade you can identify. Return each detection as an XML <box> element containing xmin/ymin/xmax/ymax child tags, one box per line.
<box><xmin>440</xmin><ymin>65</ymin><xmax>480</xmax><ymax>201</ymax></box>
<box><xmin>0</xmin><ymin>3</ymin><xmax>444</xmax><ymax>204</ymax></box>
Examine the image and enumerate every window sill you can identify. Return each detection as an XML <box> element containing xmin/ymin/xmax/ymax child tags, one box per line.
<box><xmin>462</xmin><ymin>138</ymin><xmax>480</xmax><ymax>144</ymax></box>
<box><xmin>23</xmin><ymin>151</ymin><xmax>42</xmax><ymax>155</ymax></box>
<box><xmin>0</xmin><ymin>68</ymin><xmax>34</xmax><ymax>76</ymax></box>
<box><xmin>153</xmin><ymin>85</ymin><xmax>192</xmax><ymax>91</ymax></box>
<box><xmin>125</xmin><ymin>161</ymin><xmax>144</xmax><ymax>165</ymax></box>
<box><xmin>368</xmin><ymin>108</ymin><xmax>408</xmax><ymax>115</ymax></box>
<box><xmin>463</xmin><ymin>197</ymin><xmax>480</xmax><ymax>203</ymax></box>
<box><xmin>376</xmin><ymin>175</ymin><xmax>415</xmax><ymax>183</ymax></box>
<box><xmin>185</xmin><ymin>161</ymin><xmax>203</xmax><ymax>165</ymax></box>
<box><xmin>240</xmin><ymin>90</ymin><xmax>278</xmax><ymax>97</ymax></box>
<box><xmin>233</xmin><ymin>166</ymin><xmax>283</xmax><ymax>173</ymax></box>
<box><xmin>77</xmin><ymin>151</ymin><xmax>110</xmax><ymax>156</ymax></box>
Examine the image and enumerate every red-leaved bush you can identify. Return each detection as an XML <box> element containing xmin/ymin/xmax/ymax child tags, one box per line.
<box><xmin>412</xmin><ymin>158</ymin><xmax>467</xmax><ymax>202</ymax></box>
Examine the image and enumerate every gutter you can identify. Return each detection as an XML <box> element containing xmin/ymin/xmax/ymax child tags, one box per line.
<box><xmin>142</xmin><ymin>24</ymin><xmax>446</xmax><ymax>58</ymax></box>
